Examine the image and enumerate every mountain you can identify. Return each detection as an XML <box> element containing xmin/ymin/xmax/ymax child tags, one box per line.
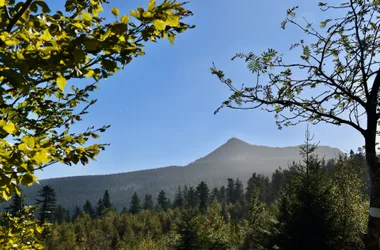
<box><xmin>16</xmin><ymin>138</ymin><xmax>342</xmax><ymax>212</ymax></box>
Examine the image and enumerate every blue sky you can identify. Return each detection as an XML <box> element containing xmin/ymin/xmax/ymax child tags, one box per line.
<box><xmin>37</xmin><ymin>0</ymin><xmax>364</xmax><ymax>179</ymax></box>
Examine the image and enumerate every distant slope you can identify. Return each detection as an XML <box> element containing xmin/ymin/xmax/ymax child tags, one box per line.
<box><xmin>18</xmin><ymin>138</ymin><xmax>342</xmax><ymax>211</ymax></box>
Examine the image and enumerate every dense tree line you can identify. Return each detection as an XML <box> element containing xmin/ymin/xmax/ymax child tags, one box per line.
<box><xmin>0</xmin><ymin>137</ymin><xmax>369</xmax><ymax>250</ymax></box>
<box><xmin>36</xmin><ymin>144</ymin><xmax>368</xmax><ymax>249</ymax></box>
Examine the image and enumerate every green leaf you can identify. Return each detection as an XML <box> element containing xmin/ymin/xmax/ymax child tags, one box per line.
<box><xmin>56</xmin><ymin>75</ymin><xmax>67</xmax><ymax>92</ymax></box>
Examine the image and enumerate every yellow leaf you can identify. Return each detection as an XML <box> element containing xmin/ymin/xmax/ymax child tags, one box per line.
<box><xmin>18</xmin><ymin>143</ymin><xmax>31</xmax><ymax>152</ymax></box>
<box><xmin>153</xmin><ymin>19</ymin><xmax>166</xmax><ymax>31</ymax></box>
<box><xmin>101</xmin><ymin>29</ymin><xmax>112</xmax><ymax>40</ymax></box>
<box><xmin>148</xmin><ymin>0</ymin><xmax>155</xmax><ymax>10</ymax></box>
<box><xmin>112</xmin><ymin>7</ymin><xmax>119</xmax><ymax>16</ymax></box>
<box><xmin>56</xmin><ymin>75</ymin><xmax>67</xmax><ymax>92</ymax></box>
<box><xmin>33</xmin><ymin>149</ymin><xmax>50</xmax><ymax>164</ymax></box>
<box><xmin>2</xmin><ymin>121</ymin><xmax>16</xmax><ymax>134</ymax></box>
<box><xmin>22</xmin><ymin>136</ymin><xmax>35</xmax><ymax>149</ymax></box>
<box><xmin>166</xmin><ymin>15</ymin><xmax>180</xmax><ymax>27</ymax></box>
<box><xmin>82</xmin><ymin>12</ymin><xmax>92</xmax><ymax>21</ymax></box>
<box><xmin>85</xmin><ymin>70</ymin><xmax>94</xmax><ymax>78</ymax></box>
<box><xmin>40</xmin><ymin>29</ymin><xmax>52</xmax><ymax>41</ymax></box>
<box><xmin>2</xmin><ymin>190</ymin><xmax>10</xmax><ymax>200</ymax></box>
<box><xmin>4</xmin><ymin>39</ymin><xmax>20</xmax><ymax>46</ymax></box>
<box><xmin>0</xmin><ymin>0</ymin><xmax>6</xmax><ymax>7</ymax></box>
<box><xmin>130</xmin><ymin>10</ymin><xmax>140</xmax><ymax>19</ymax></box>
<box><xmin>20</xmin><ymin>174</ymin><xmax>37</xmax><ymax>186</ymax></box>
<box><xmin>16</xmin><ymin>52</ymin><xmax>25</xmax><ymax>60</ymax></box>
<box><xmin>168</xmin><ymin>33</ymin><xmax>175</xmax><ymax>45</ymax></box>
<box><xmin>72</xmin><ymin>23</ymin><xmax>83</xmax><ymax>29</ymax></box>
<box><xmin>143</xmin><ymin>12</ymin><xmax>153</xmax><ymax>18</ymax></box>
<box><xmin>120</xmin><ymin>15</ymin><xmax>130</xmax><ymax>24</ymax></box>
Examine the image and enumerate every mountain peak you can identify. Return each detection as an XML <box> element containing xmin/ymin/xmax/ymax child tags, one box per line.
<box><xmin>226</xmin><ymin>137</ymin><xmax>249</xmax><ymax>145</ymax></box>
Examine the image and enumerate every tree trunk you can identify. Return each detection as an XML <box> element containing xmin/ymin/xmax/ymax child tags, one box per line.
<box><xmin>365</xmin><ymin>131</ymin><xmax>380</xmax><ymax>250</ymax></box>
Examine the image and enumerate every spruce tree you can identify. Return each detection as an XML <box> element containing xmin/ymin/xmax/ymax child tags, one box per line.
<box><xmin>270</xmin><ymin>168</ymin><xmax>285</xmax><ymax>202</ymax></box>
<box><xmin>120</xmin><ymin>207</ymin><xmax>128</xmax><ymax>214</ymax></box>
<box><xmin>102</xmin><ymin>190</ymin><xmax>112</xmax><ymax>209</ymax></box>
<box><xmin>72</xmin><ymin>205</ymin><xmax>82</xmax><ymax>221</ymax></box>
<box><xmin>96</xmin><ymin>199</ymin><xmax>104</xmax><ymax>217</ymax></box>
<box><xmin>175</xmin><ymin>208</ymin><xmax>202</xmax><ymax>250</ymax></box>
<box><xmin>157</xmin><ymin>190</ymin><xmax>170</xmax><ymax>211</ymax></box>
<box><xmin>273</xmin><ymin>129</ymin><xmax>339</xmax><ymax>250</ymax></box>
<box><xmin>246</xmin><ymin>173</ymin><xmax>259</xmax><ymax>202</ymax></box>
<box><xmin>6</xmin><ymin>193</ymin><xmax>24</xmax><ymax>216</ymax></box>
<box><xmin>210</xmin><ymin>187</ymin><xmax>220</xmax><ymax>202</ymax></box>
<box><xmin>196</xmin><ymin>181</ymin><xmax>210</xmax><ymax>213</ymax></box>
<box><xmin>143</xmin><ymin>194</ymin><xmax>154</xmax><ymax>210</ymax></box>
<box><xmin>185</xmin><ymin>187</ymin><xmax>199</xmax><ymax>209</ymax></box>
<box><xmin>54</xmin><ymin>205</ymin><xmax>67</xmax><ymax>224</ymax></box>
<box><xmin>219</xmin><ymin>186</ymin><xmax>226</xmax><ymax>203</ymax></box>
<box><xmin>35</xmin><ymin>185</ymin><xmax>57</xmax><ymax>223</ymax></box>
<box><xmin>83</xmin><ymin>200</ymin><xmax>94</xmax><ymax>218</ymax></box>
<box><xmin>129</xmin><ymin>192</ymin><xmax>142</xmax><ymax>214</ymax></box>
<box><xmin>182</xmin><ymin>184</ymin><xmax>189</xmax><ymax>205</ymax></box>
<box><xmin>173</xmin><ymin>186</ymin><xmax>184</xmax><ymax>209</ymax></box>
<box><xmin>226</xmin><ymin>178</ymin><xmax>235</xmax><ymax>204</ymax></box>
<box><xmin>234</xmin><ymin>178</ymin><xmax>244</xmax><ymax>204</ymax></box>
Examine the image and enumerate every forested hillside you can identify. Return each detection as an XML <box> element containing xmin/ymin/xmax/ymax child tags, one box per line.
<box><xmin>16</xmin><ymin>138</ymin><xmax>342</xmax><ymax>212</ymax></box>
<box><xmin>31</xmin><ymin>145</ymin><xmax>367</xmax><ymax>250</ymax></box>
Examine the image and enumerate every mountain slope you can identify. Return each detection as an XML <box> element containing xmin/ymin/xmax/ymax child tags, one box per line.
<box><xmin>18</xmin><ymin>138</ymin><xmax>342</xmax><ymax>211</ymax></box>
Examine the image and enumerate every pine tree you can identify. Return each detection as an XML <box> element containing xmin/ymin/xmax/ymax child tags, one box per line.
<box><xmin>219</xmin><ymin>186</ymin><xmax>226</xmax><ymax>203</ymax></box>
<box><xmin>54</xmin><ymin>205</ymin><xmax>67</xmax><ymax>224</ymax></box>
<box><xmin>143</xmin><ymin>194</ymin><xmax>154</xmax><ymax>210</ymax></box>
<box><xmin>185</xmin><ymin>187</ymin><xmax>199</xmax><ymax>209</ymax></box>
<box><xmin>83</xmin><ymin>200</ymin><xmax>94</xmax><ymax>218</ymax></box>
<box><xmin>35</xmin><ymin>185</ymin><xmax>57</xmax><ymax>223</ymax></box>
<box><xmin>72</xmin><ymin>205</ymin><xmax>82</xmax><ymax>221</ymax></box>
<box><xmin>246</xmin><ymin>173</ymin><xmax>260</xmax><ymax>202</ymax></box>
<box><xmin>174</xmin><ymin>208</ymin><xmax>202</xmax><ymax>250</ymax></box>
<box><xmin>270</xmin><ymin>168</ymin><xmax>285</xmax><ymax>202</ymax></box>
<box><xmin>273</xmin><ymin>129</ymin><xmax>339</xmax><ymax>250</ymax></box>
<box><xmin>226</xmin><ymin>178</ymin><xmax>235</xmax><ymax>204</ymax></box>
<box><xmin>234</xmin><ymin>178</ymin><xmax>244</xmax><ymax>204</ymax></box>
<box><xmin>173</xmin><ymin>186</ymin><xmax>184</xmax><ymax>209</ymax></box>
<box><xmin>6</xmin><ymin>193</ymin><xmax>24</xmax><ymax>216</ymax></box>
<box><xmin>210</xmin><ymin>187</ymin><xmax>219</xmax><ymax>202</ymax></box>
<box><xmin>242</xmin><ymin>188</ymin><xmax>270</xmax><ymax>249</ymax></box>
<box><xmin>120</xmin><ymin>207</ymin><xmax>128</xmax><ymax>214</ymax></box>
<box><xmin>157</xmin><ymin>190</ymin><xmax>170</xmax><ymax>211</ymax></box>
<box><xmin>96</xmin><ymin>198</ymin><xmax>104</xmax><ymax>217</ymax></box>
<box><xmin>102</xmin><ymin>190</ymin><xmax>112</xmax><ymax>209</ymax></box>
<box><xmin>196</xmin><ymin>181</ymin><xmax>210</xmax><ymax>213</ymax></box>
<box><xmin>129</xmin><ymin>192</ymin><xmax>142</xmax><ymax>214</ymax></box>
<box><xmin>182</xmin><ymin>184</ymin><xmax>189</xmax><ymax>205</ymax></box>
